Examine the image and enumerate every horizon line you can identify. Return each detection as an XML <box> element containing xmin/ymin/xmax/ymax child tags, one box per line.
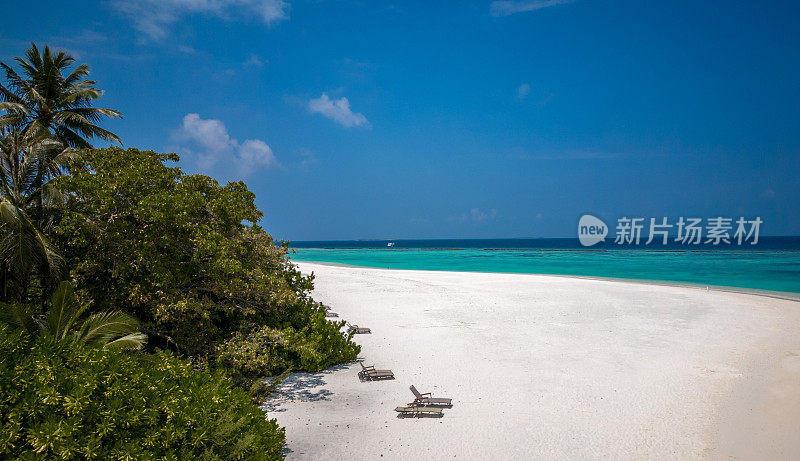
<box><xmin>287</xmin><ymin>235</ymin><xmax>800</xmax><ymax>242</ymax></box>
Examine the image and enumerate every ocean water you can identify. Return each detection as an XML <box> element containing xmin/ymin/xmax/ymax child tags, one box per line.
<box><xmin>289</xmin><ymin>237</ymin><xmax>800</xmax><ymax>294</ymax></box>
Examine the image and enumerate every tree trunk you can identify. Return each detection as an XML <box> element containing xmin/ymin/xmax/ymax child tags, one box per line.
<box><xmin>0</xmin><ymin>262</ymin><xmax>6</xmax><ymax>302</ymax></box>
<box><xmin>34</xmin><ymin>158</ymin><xmax>44</xmax><ymax>223</ymax></box>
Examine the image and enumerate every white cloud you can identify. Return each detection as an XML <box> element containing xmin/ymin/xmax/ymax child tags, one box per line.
<box><xmin>490</xmin><ymin>0</ymin><xmax>574</xmax><ymax>17</ymax></box>
<box><xmin>177</xmin><ymin>44</ymin><xmax>198</xmax><ymax>54</ymax></box>
<box><xmin>296</xmin><ymin>148</ymin><xmax>318</xmax><ymax>170</ymax></box>
<box><xmin>114</xmin><ymin>0</ymin><xmax>289</xmax><ymax>40</ymax></box>
<box><xmin>517</xmin><ymin>83</ymin><xmax>531</xmax><ymax>99</ymax></box>
<box><xmin>238</xmin><ymin>139</ymin><xmax>276</xmax><ymax>170</ymax></box>
<box><xmin>175</xmin><ymin>113</ymin><xmax>276</xmax><ymax>176</ymax></box>
<box><xmin>510</xmin><ymin>150</ymin><xmax>625</xmax><ymax>160</ymax></box>
<box><xmin>245</xmin><ymin>54</ymin><xmax>265</xmax><ymax>67</ymax></box>
<box><xmin>308</xmin><ymin>93</ymin><xmax>369</xmax><ymax>128</ymax></box>
<box><xmin>449</xmin><ymin>208</ymin><xmax>498</xmax><ymax>223</ymax></box>
<box><xmin>470</xmin><ymin>208</ymin><xmax>498</xmax><ymax>222</ymax></box>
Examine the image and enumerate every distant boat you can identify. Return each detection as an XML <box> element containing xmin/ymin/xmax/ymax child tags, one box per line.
<box><xmin>387</xmin><ymin>242</ymin><xmax>395</xmax><ymax>247</ymax></box>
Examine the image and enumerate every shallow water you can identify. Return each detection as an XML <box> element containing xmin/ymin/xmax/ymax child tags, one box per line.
<box><xmin>290</xmin><ymin>238</ymin><xmax>800</xmax><ymax>294</ymax></box>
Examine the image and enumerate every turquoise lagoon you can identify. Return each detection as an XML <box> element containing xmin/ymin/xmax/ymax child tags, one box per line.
<box><xmin>290</xmin><ymin>238</ymin><xmax>800</xmax><ymax>295</ymax></box>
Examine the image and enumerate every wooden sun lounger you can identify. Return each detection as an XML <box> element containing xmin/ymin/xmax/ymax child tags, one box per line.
<box><xmin>395</xmin><ymin>406</ymin><xmax>443</xmax><ymax>418</ymax></box>
<box><xmin>347</xmin><ymin>322</ymin><xmax>371</xmax><ymax>334</ymax></box>
<box><xmin>322</xmin><ymin>305</ymin><xmax>338</xmax><ymax>317</ymax></box>
<box><xmin>410</xmin><ymin>385</ymin><xmax>452</xmax><ymax>407</ymax></box>
<box><xmin>358</xmin><ymin>362</ymin><xmax>394</xmax><ymax>381</ymax></box>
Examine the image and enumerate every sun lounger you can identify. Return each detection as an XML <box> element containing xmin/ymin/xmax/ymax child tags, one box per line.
<box><xmin>358</xmin><ymin>362</ymin><xmax>394</xmax><ymax>381</ymax></box>
<box><xmin>347</xmin><ymin>323</ymin><xmax>371</xmax><ymax>334</ymax></box>
<box><xmin>394</xmin><ymin>406</ymin><xmax>443</xmax><ymax>418</ymax></box>
<box><xmin>321</xmin><ymin>305</ymin><xmax>338</xmax><ymax>316</ymax></box>
<box><xmin>410</xmin><ymin>385</ymin><xmax>452</xmax><ymax>407</ymax></box>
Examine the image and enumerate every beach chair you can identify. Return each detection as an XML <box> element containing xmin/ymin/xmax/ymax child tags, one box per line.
<box><xmin>358</xmin><ymin>362</ymin><xmax>394</xmax><ymax>381</ymax></box>
<box><xmin>394</xmin><ymin>406</ymin><xmax>443</xmax><ymax>418</ymax></box>
<box><xmin>409</xmin><ymin>385</ymin><xmax>452</xmax><ymax>407</ymax></box>
<box><xmin>347</xmin><ymin>322</ymin><xmax>371</xmax><ymax>334</ymax></box>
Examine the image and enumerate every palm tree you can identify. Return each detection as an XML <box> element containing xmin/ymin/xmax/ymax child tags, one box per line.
<box><xmin>0</xmin><ymin>43</ymin><xmax>123</xmax><ymax>149</ymax></box>
<box><xmin>0</xmin><ymin>43</ymin><xmax>122</xmax><ymax>219</ymax></box>
<box><xmin>0</xmin><ymin>126</ymin><xmax>65</xmax><ymax>301</ymax></box>
<box><xmin>0</xmin><ymin>43</ymin><xmax>119</xmax><ymax>301</ymax></box>
<box><xmin>0</xmin><ymin>196</ymin><xmax>62</xmax><ymax>302</ymax></box>
<box><xmin>0</xmin><ymin>281</ymin><xmax>146</xmax><ymax>350</ymax></box>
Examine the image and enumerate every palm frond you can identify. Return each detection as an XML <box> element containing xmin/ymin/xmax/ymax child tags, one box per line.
<box><xmin>56</xmin><ymin>107</ymin><xmax>122</xmax><ymax>124</ymax></box>
<box><xmin>24</xmin><ymin>43</ymin><xmax>42</xmax><ymax>70</ymax></box>
<box><xmin>1</xmin><ymin>43</ymin><xmax>121</xmax><ymax>148</ymax></box>
<box><xmin>0</xmin><ymin>198</ymin><xmax>63</xmax><ymax>286</ymax></box>
<box><xmin>77</xmin><ymin>311</ymin><xmax>143</xmax><ymax>348</ymax></box>
<box><xmin>0</xmin><ymin>62</ymin><xmax>28</xmax><ymax>95</ymax></box>
<box><xmin>63</xmin><ymin>64</ymin><xmax>90</xmax><ymax>87</ymax></box>
<box><xmin>103</xmin><ymin>332</ymin><xmax>147</xmax><ymax>351</ymax></box>
<box><xmin>0</xmin><ymin>101</ymin><xmax>29</xmax><ymax>116</ymax></box>
<box><xmin>45</xmin><ymin>280</ymin><xmax>85</xmax><ymax>340</ymax></box>
<box><xmin>62</xmin><ymin>120</ymin><xmax>121</xmax><ymax>146</ymax></box>
<box><xmin>59</xmin><ymin>87</ymin><xmax>103</xmax><ymax>105</ymax></box>
<box><xmin>0</xmin><ymin>302</ymin><xmax>39</xmax><ymax>334</ymax></box>
<box><xmin>53</xmin><ymin>126</ymin><xmax>93</xmax><ymax>149</ymax></box>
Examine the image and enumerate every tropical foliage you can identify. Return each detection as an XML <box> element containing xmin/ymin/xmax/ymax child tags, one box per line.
<box><xmin>0</xmin><ymin>43</ymin><xmax>122</xmax><ymax>148</ymax></box>
<box><xmin>0</xmin><ymin>43</ymin><xmax>355</xmax><ymax>460</ymax></box>
<box><xmin>52</xmin><ymin>147</ymin><xmax>359</xmax><ymax>378</ymax></box>
<box><xmin>216</xmin><ymin>303</ymin><xmax>356</xmax><ymax>385</ymax></box>
<box><xmin>0</xmin><ymin>280</ymin><xmax>146</xmax><ymax>350</ymax></box>
<box><xmin>0</xmin><ymin>325</ymin><xmax>284</xmax><ymax>460</ymax></box>
<box><xmin>0</xmin><ymin>43</ymin><xmax>120</xmax><ymax>303</ymax></box>
<box><xmin>0</xmin><ymin>125</ymin><xmax>65</xmax><ymax>302</ymax></box>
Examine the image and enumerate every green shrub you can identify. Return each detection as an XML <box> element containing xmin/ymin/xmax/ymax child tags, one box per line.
<box><xmin>0</xmin><ymin>325</ymin><xmax>284</xmax><ymax>460</ymax></box>
<box><xmin>52</xmin><ymin>148</ymin><xmax>360</xmax><ymax>380</ymax></box>
<box><xmin>217</xmin><ymin>300</ymin><xmax>360</xmax><ymax>384</ymax></box>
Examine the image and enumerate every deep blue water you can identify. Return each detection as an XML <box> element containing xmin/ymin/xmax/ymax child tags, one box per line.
<box><xmin>290</xmin><ymin>237</ymin><xmax>800</xmax><ymax>251</ymax></box>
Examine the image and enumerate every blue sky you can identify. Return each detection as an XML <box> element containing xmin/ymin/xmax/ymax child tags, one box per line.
<box><xmin>2</xmin><ymin>0</ymin><xmax>799</xmax><ymax>240</ymax></box>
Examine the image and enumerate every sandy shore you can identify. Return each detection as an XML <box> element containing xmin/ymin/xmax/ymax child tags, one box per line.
<box><xmin>266</xmin><ymin>262</ymin><xmax>800</xmax><ymax>460</ymax></box>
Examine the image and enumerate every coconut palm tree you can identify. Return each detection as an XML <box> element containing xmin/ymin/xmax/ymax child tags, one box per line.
<box><xmin>0</xmin><ymin>43</ymin><xmax>119</xmax><ymax>302</ymax></box>
<box><xmin>0</xmin><ymin>43</ymin><xmax>122</xmax><ymax>148</ymax></box>
<box><xmin>0</xmin><ymin>43</ymin><xmax>122</xmax><ymax>223</ymax></box>
<box><xmin>0</xmin><ymin>126</ymin><xmax>64</xmax><ymax>301</ymax></box>
<box><xmin>0</xmin><ymin>195</ymin><xmax>62</xmax><ymax>302</ymax></box>
<box><xmin>0</xmin><ymin>281</ymin><xmax>146</xmax><ymax>350</ymax></box>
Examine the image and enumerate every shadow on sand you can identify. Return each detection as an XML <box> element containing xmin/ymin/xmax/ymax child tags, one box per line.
<box><xmin>262</xmin><ymin>363</ymin><xmax>353</xmax><ymax>413</ymax></box>
<box><xmin>396</xmin><ymin>412</ymin><xmax>444</xmax><ymax>419</ymax></box>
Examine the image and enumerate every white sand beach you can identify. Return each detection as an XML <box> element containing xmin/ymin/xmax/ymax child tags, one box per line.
<box><xmin>267</xmin><ymin>262</ymin><xmax>800</xmax><ymax>460</ymax></box>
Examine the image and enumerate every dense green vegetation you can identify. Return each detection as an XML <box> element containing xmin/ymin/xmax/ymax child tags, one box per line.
<box><xmin>0</xmin><ymin>325</ymin><xmax>284</xmax><ymax>459</ymax></box>
<box><xmin>1</xmin><ymin>281</ymin><xmax>145</xmax><ymax>350</ymax></box>
<box><xmin>53</xmin><ymin>147</ymin><xmax>360</xmax><ymax>386</ymax></box>
<box><xmin>0</xmin><ymin>43</ymin><xmax>359</xmax><ymax>458</ymax></box>
<box><xmin>0</xmin><ymin>44</ymin><xmax>122</xmax><ymax>304</ymax></box>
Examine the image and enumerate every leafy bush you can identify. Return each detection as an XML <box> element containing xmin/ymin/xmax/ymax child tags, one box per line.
<box><xmin>52</xmin><ymin>147</ymin><xmax>359</xmax><ymax>375</ymax></box>
<box><xmin>217</xmin><ymin>300</ymin><xmax>360</xmax><ymax>384</ymax></box>
<box><xmin>0</xmin><ymin>325</ymin><xmax>284</xmax><ymax>460</ymax></box>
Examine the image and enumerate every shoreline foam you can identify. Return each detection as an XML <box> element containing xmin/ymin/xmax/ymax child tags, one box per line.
<box><xmin>293</xmin><ymin>258</ymin><xmax>800</xmax><ymax>302</ymax></box>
